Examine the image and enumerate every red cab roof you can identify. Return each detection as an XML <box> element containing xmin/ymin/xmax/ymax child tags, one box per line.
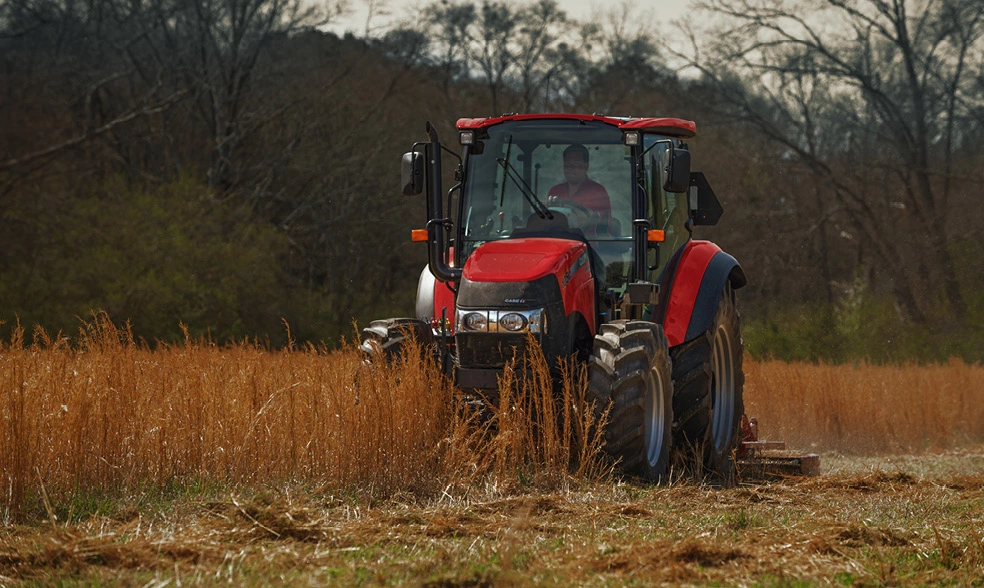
<box><xmin>455</xmin><ymin>113</ymin><xmax>696</xmax><ymax>138</ymax></box>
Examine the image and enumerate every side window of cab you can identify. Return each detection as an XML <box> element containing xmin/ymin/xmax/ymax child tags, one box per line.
<box><xmin>644</xmin><ymin>139</ymin><xmax>690</xmax><ymax>280</ymax></box>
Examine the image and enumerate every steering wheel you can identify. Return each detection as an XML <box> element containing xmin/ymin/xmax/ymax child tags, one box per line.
<box><xmin>547</xmin><ymin>198</ymin><xmax>597</xmax><ymax>229</ymax></box>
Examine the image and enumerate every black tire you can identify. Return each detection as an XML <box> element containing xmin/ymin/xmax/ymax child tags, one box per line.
<box><xmin>587</xmin><ymin>320</ymin><xmax>673</xmax><ymax>482</ymax></box>
<box><xmin>360</xmin><ymin>318</ymin><xmax>433</xmax><ymax>363</ymax></box>
<box><xmin>670</xmin><ymin>281</ymin><xmax>744</xmax><ymax>484</ymax></box>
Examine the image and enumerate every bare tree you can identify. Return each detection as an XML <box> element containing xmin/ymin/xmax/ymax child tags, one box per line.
<box><xmin>467</xmin><ymin>0</ymin><xmax>517</xmax><ymax>114</ymax></box>
<box><xmin>0</xmin><ymin>0</ymin><xmax>346</xmax><ymax>192</ymax></box>
<box><xmin>415</xmin><ymin>0</ymin><xmax>592</xmax><ymax>113</ymax></box>
<box><xmin>422</xmin><ymin>0</ymin><xmax>475</xmax><ymax>102</ymax></box>
<box><xmin>512</xmin><ymin>0</ymin><xmax>574</xmax><ymax>111</ymax></box>
<box><xmin>137</xmin><ymin>0</ymin><xmax>344</xmax><ymax>190</ymax></box>
<box><xmin>673</xmin><ymin>0</ymin><xmax>984</xmax><ymax>323</ymax></box>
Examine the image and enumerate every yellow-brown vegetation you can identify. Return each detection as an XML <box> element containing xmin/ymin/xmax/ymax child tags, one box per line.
<box><xmin>745</xmin><ymin>358</ymin><xmax>984</xmax><ymax>453</ymax></box>
<box><xmin>3</xmin><ymin>315</ymin><xmax>984</xmax><ymax>517</ymax></box>
<box><xmin>2</xmin><ymin>316</ymin><xmax>984</xmax><ymax>585</ymax></box>
<box><xmin>1</xmin><ymin>315</ymin><xmax>605</xmax><ymax>518</ymax></box>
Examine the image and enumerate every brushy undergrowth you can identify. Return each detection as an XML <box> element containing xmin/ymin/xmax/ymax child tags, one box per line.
<box><xmin>744</xmin><ymin>291</ymin><xmax>984</xmax><ymax>364</ymax></box>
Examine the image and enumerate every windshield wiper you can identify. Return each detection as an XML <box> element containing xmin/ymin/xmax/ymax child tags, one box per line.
<box><xmin>496</xmin><ymin>157</ymin><xmax>553</xmax><ymax>219</ymax></box>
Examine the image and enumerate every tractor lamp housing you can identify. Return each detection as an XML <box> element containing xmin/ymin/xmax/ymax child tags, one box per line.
<box><xmin>498</xmin><ymin>312</ymin><xmax>527</xmax><ymax>332</ymax></box>
<box><xmin>463</xmin><ymin>312</ymin><xmax>488</xmax><ymax>331</ymax></box>
<box><xmin>455</xmin><ymin>308</ymin><xmax>545</xmax><ymax>334</ymax></box>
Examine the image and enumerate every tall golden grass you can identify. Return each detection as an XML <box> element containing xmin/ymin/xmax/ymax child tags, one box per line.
<box><xmin>0</xmin><ymin>316</ymin><xmax>605</xmax><ymax>518</ymax></box>
<box><xmin>3</xmin><ymin>315</ymin><xmax>984</xmax><ymax>518</ymax></box>
<box><xmin>745</xmin><ymin>358</ymin><xmax>984</xmax><ymax>453</ymax></box>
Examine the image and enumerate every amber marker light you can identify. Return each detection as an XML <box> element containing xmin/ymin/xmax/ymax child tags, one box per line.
<box><xmin>411</xmin><ymin>229</ymin><xmax>429</xmax><ymax>242</ymax></box>
<box><xmin>648</xmin><ymin>229</ymin><xmax>666</xmax><ymax>242</ymax></box>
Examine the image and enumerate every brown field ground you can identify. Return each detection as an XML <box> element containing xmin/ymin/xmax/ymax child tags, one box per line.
<box><xmin>2</xmin><ymin>317</ymin><xmax>983</xmax><ymax>585</ymax></box>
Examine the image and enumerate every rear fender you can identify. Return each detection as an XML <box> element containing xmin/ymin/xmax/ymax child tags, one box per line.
<box><xmin>663</xmin><ymin>241</ymin><xmax>746</xmax><ymax>347</ymax></box>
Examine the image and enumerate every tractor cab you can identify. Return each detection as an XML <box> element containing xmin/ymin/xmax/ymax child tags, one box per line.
<box><xmin>455</xmin><ymin>116</ymin><xmax>696</xmax><ymax>320</ymax></box>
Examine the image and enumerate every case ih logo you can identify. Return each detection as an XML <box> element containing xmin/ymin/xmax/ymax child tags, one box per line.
<box><xmin>504</xmin><ymin>298</ymin><xmax>526</xmax><ymax>304</ymax></box>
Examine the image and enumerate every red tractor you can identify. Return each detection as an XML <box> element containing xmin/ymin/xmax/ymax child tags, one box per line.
<box><xmin>363</xmin><ymin>114</ymin><xmax>746</xmax><ymax>483</ymax></box>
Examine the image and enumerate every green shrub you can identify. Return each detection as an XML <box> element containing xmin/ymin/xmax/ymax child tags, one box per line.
<box><xmin>0</xmin><ymin>176</ymin><xmax>299</xmax><ymax>345</ymax></box>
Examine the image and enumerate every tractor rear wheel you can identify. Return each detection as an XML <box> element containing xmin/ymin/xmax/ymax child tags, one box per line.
<box><xmin>670</xmin><ymin>281</ymin><xmax>744</xmax><ymax>485</ymax></box>
<box><xmin>360</xmin><ymin>318</ymin><xmax>433</xmax><ymax>363</ymax></box>
<box><xmin>587</xmin><ymin>320</ymin><xmax>673</xmax><ymax>482</ymax></box>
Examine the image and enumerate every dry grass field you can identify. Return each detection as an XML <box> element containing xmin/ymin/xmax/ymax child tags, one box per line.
<box><xmin>2</xmin><ymin>315</ymin><xmax>983</xmax><ymax>585</ymax></box>
<box><xmin>745</xmin><ymin>358</ymin><xmax>984</xmax><ymax>454</ymax></box>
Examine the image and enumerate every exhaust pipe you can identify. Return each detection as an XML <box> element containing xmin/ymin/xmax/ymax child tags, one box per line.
<box><xmin>424</xmin><ymin>122</ymin><xmax>461</xmax><ymax>283</ymax></box>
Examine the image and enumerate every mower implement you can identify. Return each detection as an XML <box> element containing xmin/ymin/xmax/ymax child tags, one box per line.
<box><xmin>737</xmin><ymin>416</ymin><xmax>821</xmax><ymax>479</ymax></box>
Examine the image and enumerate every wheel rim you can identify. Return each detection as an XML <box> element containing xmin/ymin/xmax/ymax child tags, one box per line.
<box><xmin>644</xmin><ymin>366</ymin><xmax>667</xmax><ymax>467</ymax></box>
<box><xmin>711</xmin><ymin>324</ymin><xmax>736</xmax><ymax>454</ymax></box>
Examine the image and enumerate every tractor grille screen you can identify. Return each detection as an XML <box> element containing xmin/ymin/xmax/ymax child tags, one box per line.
<box><xmin>455</xmin><ymin>333</ymin><xmax>529</xmax><ymax>368</ymax></box>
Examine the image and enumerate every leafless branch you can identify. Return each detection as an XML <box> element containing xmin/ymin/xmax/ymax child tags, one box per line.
<box><xmin>0</xmin><ymin>89</ymin><xmax>186</xmax><ymax>171</ymax></box>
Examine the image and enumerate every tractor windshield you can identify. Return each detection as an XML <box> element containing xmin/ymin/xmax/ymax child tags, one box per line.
<box><xmin>460</xmin><ymin>120</ymin><xmax>634</xmax><ymax>289</ymax></box>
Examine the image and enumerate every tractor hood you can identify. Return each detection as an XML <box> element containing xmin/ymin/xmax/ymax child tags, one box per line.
<box><xmin>455</xmin><ymin>237</ymin><xmax>596</xmax><ymax>371</ymax></box>
<box><xmin>462</xmin><ymin>238</ymin><xmax>588</xmax><ymax>283</ymax></box>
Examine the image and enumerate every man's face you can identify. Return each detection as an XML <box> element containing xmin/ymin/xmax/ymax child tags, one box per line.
<box><xmin>563</xmin><ymin>152</ymin><xmax>588</xmax><ymax>184</ymax></box>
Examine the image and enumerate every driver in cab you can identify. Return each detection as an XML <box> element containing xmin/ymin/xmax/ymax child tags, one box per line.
<box><xmin>546</xmin><ymin>144</ymin><xmax>612</xmax><ymax>235</ymax></box>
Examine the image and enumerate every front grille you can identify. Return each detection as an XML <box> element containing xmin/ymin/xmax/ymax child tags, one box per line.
<box><xmin>455</xmin><ymin>333</ymin><xmax>530</xmax><ymax>368</ymax></box>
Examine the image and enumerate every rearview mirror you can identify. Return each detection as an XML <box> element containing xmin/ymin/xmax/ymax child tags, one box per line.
<box><xmin>401</xmin><ymin>151</ymin><xmax>424</xmax><ymax>196</ymax></box>
<box><xmin>663</xmin><ymin>148</ymin><xmax>691</xmax><ymax>193</ymax></box>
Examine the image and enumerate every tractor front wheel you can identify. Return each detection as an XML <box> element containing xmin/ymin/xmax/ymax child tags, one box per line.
<box><xmin>587</xmin><ymin>320</ymin><xmax>673</xmax><ymax>482</ymax></box>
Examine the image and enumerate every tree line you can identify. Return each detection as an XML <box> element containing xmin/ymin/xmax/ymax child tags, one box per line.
<box><xmin>1</xmin><ymin>0</ymin><xmax>982</xmax><ymax>360</ymax></box>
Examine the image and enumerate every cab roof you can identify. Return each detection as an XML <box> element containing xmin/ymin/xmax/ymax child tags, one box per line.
<box><xmin>455</xmin><ymin>113</ymin><xmax>697</xmax><ymax>138</ymax></box>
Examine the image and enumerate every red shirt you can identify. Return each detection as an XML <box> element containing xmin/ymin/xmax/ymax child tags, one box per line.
<box><xmin>547</xmin><ymin>178</ymin><xmax>611</xmax><ymax>220</ymax></box>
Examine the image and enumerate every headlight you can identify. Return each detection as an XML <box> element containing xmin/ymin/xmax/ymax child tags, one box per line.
<box><xmin>498</xmin><ymin>313</ymin><xmax>527</xmax><ymax>332</ymax></box>
<box><xmin>463</xmin><ymin>312</ymin><xmax>488</xmax><ymax>331</ymax></box>
<box><xmin>456</xmin><ymin>308</ymin><xmax>546</xmax><ymax>333</ymax></box>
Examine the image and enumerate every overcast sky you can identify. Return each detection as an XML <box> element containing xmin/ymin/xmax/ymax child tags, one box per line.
<box><xmin>326</xmin><ymin>0</ymin><xmax>695</xmax><ymax>37</ymax></box>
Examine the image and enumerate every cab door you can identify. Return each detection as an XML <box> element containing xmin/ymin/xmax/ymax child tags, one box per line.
<box><xmin>643</xmin><ymin>137</ymin><xmax>691</xmax><ymax>285</ymax></box>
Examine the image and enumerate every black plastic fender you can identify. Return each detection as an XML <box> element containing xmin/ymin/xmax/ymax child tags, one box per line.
<box><xmin>683</xmin><ymin>252</ymin><xmax>746</xmax><ymax>343</ymax></box>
